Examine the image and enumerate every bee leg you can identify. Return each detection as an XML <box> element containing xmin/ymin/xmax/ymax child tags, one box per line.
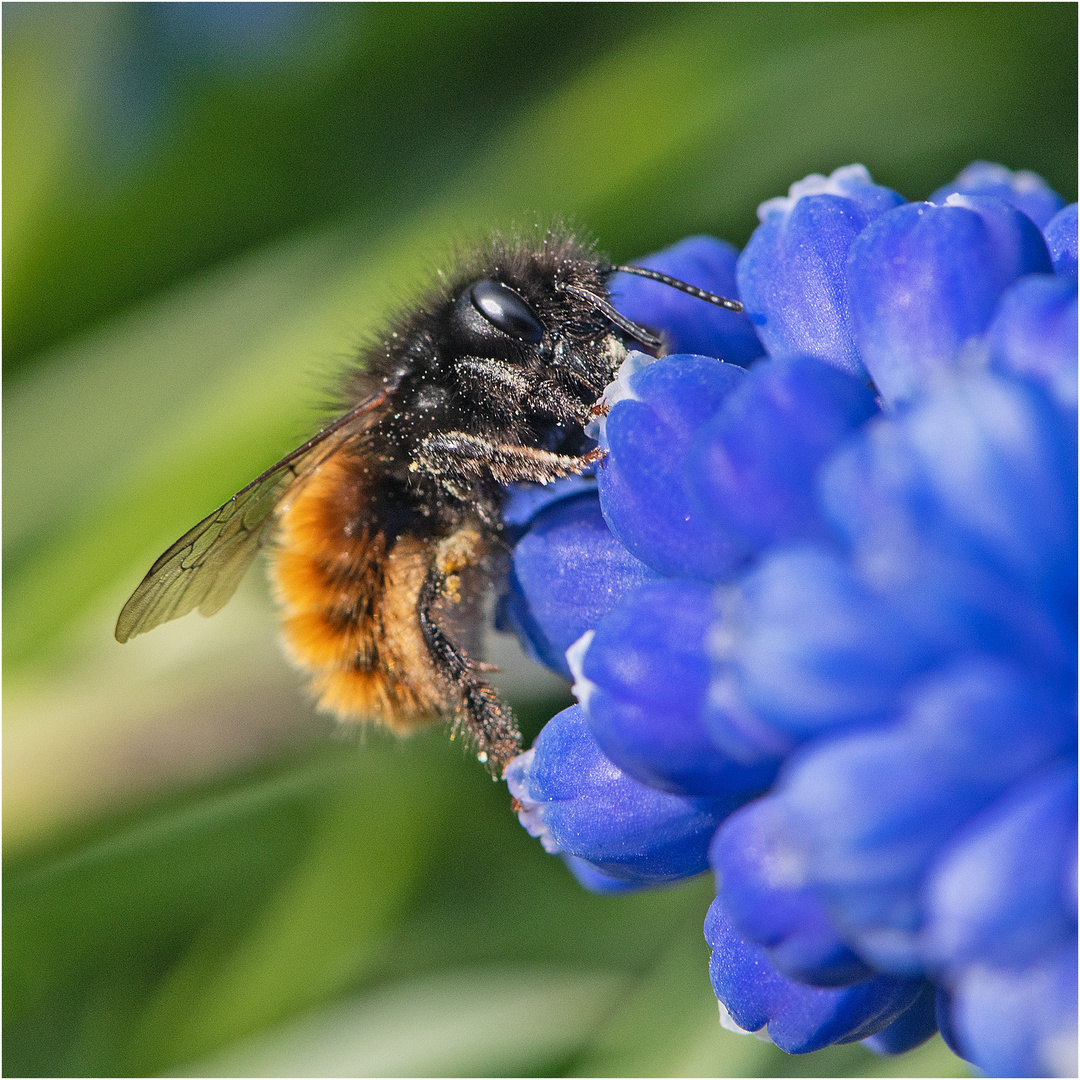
<box><xmin>413</xmin><ymin>431</ymin><xmax>604</xmax><ymax>486</ymax></box>
<box><xmin>417</xmin><ymin>548</ymin><xmax>522</xmax><ymax>775</ymax></box>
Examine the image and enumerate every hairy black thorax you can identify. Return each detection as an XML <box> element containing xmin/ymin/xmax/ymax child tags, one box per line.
<box><xmin>340</xmin><ymin>229</ymin><xmax>634</xmax><ymax>540</ymax></box>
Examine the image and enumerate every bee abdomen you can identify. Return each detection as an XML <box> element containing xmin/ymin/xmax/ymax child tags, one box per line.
<box><xmin>269</xmin><ymin>452</ymin><xmax>454</xmax><ymax>732</ymax></box>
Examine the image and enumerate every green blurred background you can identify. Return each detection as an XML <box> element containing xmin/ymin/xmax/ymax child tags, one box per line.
<box><xmin>4</xmin><ymin>4</ymin><xmax>1075</xmax><ymax>1076</ymax></box>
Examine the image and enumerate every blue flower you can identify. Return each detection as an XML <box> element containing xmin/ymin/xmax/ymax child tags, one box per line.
<box><xmin>569</xmin><ymin>579</ymin><xmax>777</xmax><ymax>798</ymax></box>
<box><xmin>929</xmin><ymin>160</ymin><xmax>1066</xmax><ymax>230</ymax></box>
<box><xmin>592</xmin><ymin>352</ymin><xmax>749</xmax><ymax>579</ymax></box>
<box><xmin>704</xmin><ymin>897</ymin><xmax>927</xmax><ymax>1054</ymax></box>
<box><xmin>497</xmin><ymin>483</ymin><xmax>658</xmax><ymax>678</ymax></box>
<box><xmin>737</xmin><ymin>164</ymin><xmax>904</xmax><ymax>378</ymax></box>
<box><xmin>847</xmin><ymin>195</ymin><xmax>1051</xmax><ymax>406</ymax></box>
<box><xmin>1044</xmin><ymin>203</ymin><xmax>1078</xmax><ymax>282</ymax></box>
<box><xmin>502</xmin><ymin>162</ymin><xmax>1077</xmax><ymax>1076</ymax></box>
<box><xmin>504</xmin><ymin>704</ymin><xmax>742</xmax><ymax>884</ymax></box>
<box><xmin>987</xmin><ymin>273</ymin><xmax>1078</xmax><ymax>408</ymax></box>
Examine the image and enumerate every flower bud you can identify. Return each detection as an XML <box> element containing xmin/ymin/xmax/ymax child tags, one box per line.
<box><xmin>505</xmin><ymin>706</ymin><xmax>734</xmax><ymax>884</ymax></box>
<box><xmin>930</xmin><ymin>161</ymin><xmax>1065</xmax><ymax>229</ymax></box>
<box><xmin>847</xmin><ymin>197</ymin><xmax>1051</xmax><ymax>406</ymax></box>
<box><xmin>737</xmin><ymin>164</ymin><xmax>904</xmax><ymax>376</ymax></box>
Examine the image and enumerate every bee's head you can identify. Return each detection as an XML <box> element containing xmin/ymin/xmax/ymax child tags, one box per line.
<box><xmin>450</xmin><ymin>261</ymin><xmax>743</xmax><ymax>362</ymax></box>
<box><xmin>399</xmin><ymin>242</ymin><xmax>746</xmax><ymax>433</ymax></box>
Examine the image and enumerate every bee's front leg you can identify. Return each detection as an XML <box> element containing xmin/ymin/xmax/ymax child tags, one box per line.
<box><xmin>417</xmin><ymin>529</ymin><xmax>522</xmax><ymax>773</ymax></box>
<box><xmin>413</xmin><ymin>431</ymin><xmax>604</xmax><ymax>486</ymax></box>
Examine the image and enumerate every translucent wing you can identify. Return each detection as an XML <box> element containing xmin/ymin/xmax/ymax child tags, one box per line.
<box><xmin>115</xmin><ymin>390</ymin><xmax>388</xmax><ymax>643</ymax></box>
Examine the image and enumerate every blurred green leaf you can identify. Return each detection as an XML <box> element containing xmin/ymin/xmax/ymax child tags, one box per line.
<box><xmin>127</xmin><ymin>746</ymin><xmax>455</xmax><ymax>1071</ymax></box>
<box><xmin>3</xmin><ymin>3</ymin><xmax>671</xmax><ymax>370</ymax></box>
<box><xmin>2</xmin><ymin>5</ymin><xmax>116</xmax><ymax>299</ymax></box>
<box><xmin>5</xmin><ymin>748</ymin><xmax>339</xmax><ymax>1075</ymax></box>
<box><xmin>5</xmin><ymin>736</ymin><xmax>459</xmax><ymax>1076</ymax></box>
<box><xmin>177</xmin><ymin>968</ymin><xmax>627</xmax><ymax>1078</ymax></box>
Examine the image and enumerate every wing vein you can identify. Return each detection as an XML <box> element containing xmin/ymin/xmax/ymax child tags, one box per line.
<box><xmin>115</xmin><ymin>390</ymin><xmax>388</xmax><ymax>642</ymax></box>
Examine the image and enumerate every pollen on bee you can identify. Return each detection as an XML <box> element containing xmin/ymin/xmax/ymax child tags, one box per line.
<box><xmin>435</xmin><ymin>527</ymin><xmax>483</xmax><ymax>576</ymax></box>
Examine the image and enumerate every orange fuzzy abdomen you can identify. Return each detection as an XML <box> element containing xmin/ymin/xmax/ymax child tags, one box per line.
<box><xmin>268</xmin><ymin>451</ymin><xmax>452</xmax><ymax>732</ymax></box>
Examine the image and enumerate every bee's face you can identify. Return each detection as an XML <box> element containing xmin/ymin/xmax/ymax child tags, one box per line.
<box><xmin>445</xmin><ymin>266</ymin><xmax>614</xmax><ymax>367</ymax></box>
<box><xmin>394</xmin><ymin>261</ymin><xmax>625</xmax><ymax>442</ymax></box>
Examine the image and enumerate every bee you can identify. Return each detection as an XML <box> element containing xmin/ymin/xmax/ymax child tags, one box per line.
<box><xmin>116</xmin><ymin>228</ymin><xmax>741</xmax><ymax>774</ymax></box>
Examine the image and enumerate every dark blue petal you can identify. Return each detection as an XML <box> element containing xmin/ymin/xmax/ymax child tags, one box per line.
<box><xmin>1043</xmin><ymin>202</ymin><xmax>1078</xmax><ymax>282</ymax></box>
<box><xmin>820</xmin><ymin>372</ymin><xmax>1077</xmax><ymax>674</ymax></box>
<box><xmin>934</xmin><ymin>987</ymin><xmax>969</xmax><ymax>1061</ymax></box>
<box><xmin>595</xmin><ymin>354</ymin><xmax>750</xmax><ymax>580</ymax></box>
<box><xmin>578</xmin><ymin>580</ymin><xmax>777</xmax><ymax>797</ymax></box>
<box><xmin>949</xmin><ymin>938</ymin><xmax>1078</xmax><ymax>1078</ymax></box>
<box><xmin>610</xmin><ymin>236</ymin><xmax>765</xmax><ymax>364</ymax></box>
<box><xmin>687</xmin><ymin>356</ymin><xmax>878</xmax><ymax>549</ymax></box>
<box><xmin>710</xmin><ymin>797</ymin><xmax>873</xmax><ymax>987</ymax></box>
<box><xmin>561</xmin><ymin>854</ymin><xmax>652</xmax><ymax>894</ymax></box>
<box><xmin>859</xmin><ymin>980</ymin><xmax>937</xmax><ymax>1054</ymax></box>
<box><xmin>847</xmin><ymin>198</ymin><xmax>1052</xmax><ymax>406</ymax></box>
<box><xmin>725</xmin><ymin>545</ymin><xmax>934</xmax><ymax>739</ymax></box>
<box><xmin>986</xmin><ymin>273</ymin><xmax>1078</xmax><ymax>409</ymax></box>
<box><xmin>930</xmin><ymin>161</ymin><xmax>1065</xmax><ymax>229</ymax></box>
<box><xmin>502</xmin><ymin>473</ymin><xmax>599</xmax><ymax>529</ymax></box>
<box><xmin>922</xmin><ymin>761</ymin><xmax>1077</xmax><ymax>971</ymax></box>
<box><xmin>861</xmin><ymin>982</ymin><xmax>939</xmax><ymax>1055</ymax></box>
<box><xmin>705</xmin><ymin>665</ymin><xmax>797</xmax><ymax>767</ymax></box>
<box><xmin>505</xmin><ymin>705</ymin><xmax>732</xmax><ymax>884</ymax></box>
<box><xmin>501</xmin><ymin>491</ymin><xmax>658</xmax><ymax>677</ymax></box>
<box><xmin>738</xmin><ymin>165</ymin><xmax>904</xmax><ymax>377</ymax></box>
<box><xmin>705</xmin><ymin>898</ymin><xmax>923</xmax><ymax>1054</ymax></box>
<box><xmin>771</xmin><ymin>657</ymin><xmax>1075</xmax><ymax>973</ymax></box>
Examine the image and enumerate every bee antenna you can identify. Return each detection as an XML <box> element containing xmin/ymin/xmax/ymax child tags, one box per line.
<box><xmin>556</xmin><ymin>282</ymin><xmax>663</xmax><ymax>348</ymax></box>
<box><xmin>602</xmin><ymin>264</ymin><xmax>744</xmax><ymax>313</ymax></box>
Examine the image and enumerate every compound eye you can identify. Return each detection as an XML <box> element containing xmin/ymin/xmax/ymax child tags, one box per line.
<box><xmin>470</xmin><ymin>281</ymin><xmax>544</xmax><ymax>343</ymax></box>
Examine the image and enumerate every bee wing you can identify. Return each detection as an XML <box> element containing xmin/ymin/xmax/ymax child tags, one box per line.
<box><xmin>115</xmin><ymin>390</ymin><xmax>389</xmax><ymax>643</ymax></box>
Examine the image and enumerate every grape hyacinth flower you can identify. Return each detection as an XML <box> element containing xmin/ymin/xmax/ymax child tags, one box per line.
<box><xmin>500</xmin><ymin>163</ymin><xmax>1078</xmax><ymax>1077</ymax></box>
